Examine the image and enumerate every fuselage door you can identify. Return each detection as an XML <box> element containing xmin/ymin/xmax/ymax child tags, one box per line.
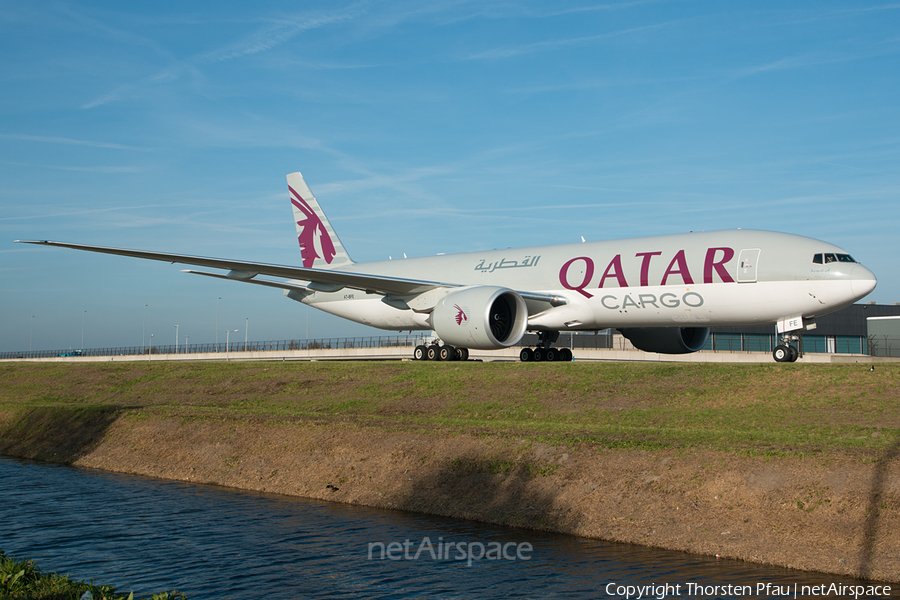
<box><xmin>737</xmin><ymin>248</ymin><xmax>760</xmax><ymax>283</ymax></box>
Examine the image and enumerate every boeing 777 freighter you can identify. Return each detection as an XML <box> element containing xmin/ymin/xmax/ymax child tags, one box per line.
<box><xmin>17</xmin><ymin>172</ymin><xmax>877</xmax><ymax>362</ymax></box>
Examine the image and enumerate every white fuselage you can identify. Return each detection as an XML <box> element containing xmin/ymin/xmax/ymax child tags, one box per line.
<box><xmin>303</xmin><ymin>229</ymin><xmax>877</xmax><ymax>332</ymax></box>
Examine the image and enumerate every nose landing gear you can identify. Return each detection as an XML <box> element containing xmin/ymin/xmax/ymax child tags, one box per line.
<box><xmin>773</xmin><ymin>334</ymin><xmax>801</xmax><ymax>362</ymax></box>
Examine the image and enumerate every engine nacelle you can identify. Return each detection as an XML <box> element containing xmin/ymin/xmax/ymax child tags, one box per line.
<box><xmin>431</xmin><ymin>286</ymin><xmax>528</xmax><ymax>350</ymax></box>
<box><xmin>619</xmin><ymin>327</ymin><xmax>710</xmax><ymax>354</ymax></box>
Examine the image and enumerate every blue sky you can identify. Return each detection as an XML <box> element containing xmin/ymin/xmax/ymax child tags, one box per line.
<box><xmin>2</xmin><ymin>1</ymin><xmax>898</xmax><ymax>352</ymax></box>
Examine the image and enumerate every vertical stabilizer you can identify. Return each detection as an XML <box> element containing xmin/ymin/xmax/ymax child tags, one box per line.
<box><xmin>287</xmin><ymin>172</ymin><xmax>353</xmax><ymax>270</ymax></box>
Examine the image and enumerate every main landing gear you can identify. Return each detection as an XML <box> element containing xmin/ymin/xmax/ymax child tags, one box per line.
<box><xmin>519</xmin><ymin>331</ymin><xmax>574</xmax><ymax>362</ymax></box>
<box><xmin>413</xmin><ymin>343</ymin><xmax>469</xmax><ymax>361</ymax></box>
<box><xmin>773</xmin><ymin>334</ymin><xmax>800</xmax><ymax>363</ymax></box>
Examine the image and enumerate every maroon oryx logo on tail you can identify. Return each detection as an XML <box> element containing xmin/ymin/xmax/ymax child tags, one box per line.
<box><xmin>290</xmin><ymin>185</ymin><xmax>336</xmax><ymax>268</ymax></box>
<box><xmin>454</xmin><ymin>304</ymin><xmax>468</xmax><ymax>326</ymax></box>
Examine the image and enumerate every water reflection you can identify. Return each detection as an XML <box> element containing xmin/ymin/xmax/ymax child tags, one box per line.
<box><xmin>0</xmin><ymin>457</ymin><xmax>891</xmax><ymax>599</ymax></box>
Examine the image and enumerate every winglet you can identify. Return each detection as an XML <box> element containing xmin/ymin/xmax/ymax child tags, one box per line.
<box><xmin>287</xmin><ymin>172</ymin><xmax>353</xmax><ymax>270</ymax></box>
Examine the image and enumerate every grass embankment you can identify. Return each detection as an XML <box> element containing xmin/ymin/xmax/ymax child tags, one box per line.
<box><xmin>0</xmin><ymin>550</ymin><xmax>185</xmax><ymax>600</ymax></box>
<box><xmin>2</xmin><ymin>360</ymin><xmax>899</xmax><ymax>581</ymax></box>
<box><xmin>0</xmin><ymin>360</ymin><xmax>896</xmax><ymax>457</ymax></box>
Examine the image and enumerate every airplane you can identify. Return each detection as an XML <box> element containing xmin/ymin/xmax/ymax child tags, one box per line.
<box><xmin>16</xmin><ymin>171</ymin><xmax>877</xmax><ymax>363</ymax></box>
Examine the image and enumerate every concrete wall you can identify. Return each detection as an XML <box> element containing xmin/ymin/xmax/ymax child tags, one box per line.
<box><xmin>7</xmin><ymin>345</ymin><xmax>892</xmax><ymax>364</ymax></box>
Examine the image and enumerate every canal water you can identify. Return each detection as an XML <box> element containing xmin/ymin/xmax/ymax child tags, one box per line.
<box><xmin>0</xmin><ymin>457</ymin><xmax>892</xmax><ymax>599</ymax></box>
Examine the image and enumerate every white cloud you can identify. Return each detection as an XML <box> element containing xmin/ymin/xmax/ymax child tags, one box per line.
<box><xmin>462</xmin><ymin>23</ymin><xmax>670</xmax><ymax>61</ymax></box>
<box><xmin>0</xmin><ymin>133</ymin><xmax>150</xmax><ymax>151</ymax></box>
<box><xmin>82</xmin><ymin>5</ymin><xmax>367</xmax><ymax>109</ymax></box>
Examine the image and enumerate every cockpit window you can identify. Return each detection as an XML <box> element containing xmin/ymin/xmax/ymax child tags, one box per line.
<box><xmin>813</xmin><ymin>252</ymin><xmax>856</xmax><ymax>265</ymax></box>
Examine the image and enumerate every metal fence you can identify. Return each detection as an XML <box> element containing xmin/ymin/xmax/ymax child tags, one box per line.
<box><xmin>1</xmin><ymin>331</ymin><xmax>886</xmax><ymax>361</ymax></box>
<box><xmin>868</xmin><ymin>335</ymin><xmax>900</xmax><ymax>358</ymax></box>
<box><xmin>0</xmin><ymin>335</ymin><xmax>429</xmax><ymax>360</ymax></box>
<box><xmin>520</xmin><ymin>332</ymin><xmax>615</xmax><ymax>350</ymax></box>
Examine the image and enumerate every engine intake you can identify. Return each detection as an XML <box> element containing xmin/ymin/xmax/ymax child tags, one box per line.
<box><xmin>619</xmin><ymin>327</ymin><xmax>710</xmax><ymax>354</ymax></box>
<box><xmin>431</xmin><ymin>286</ymin><xmax>528</xmax><ymax>350</ymax></box>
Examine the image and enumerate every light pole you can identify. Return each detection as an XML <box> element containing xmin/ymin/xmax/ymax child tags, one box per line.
<box><xmin>149</xmin><ymin>334</ymin><xmax>154</xmax><ymax>361</ymax></box>
<box><xmin>216</xmin><ymin>297</ymin><xmax>221</xmax><ymax>352</ymax></box>
<box><xmin>175</xmin><ymin>325</ymin><xmax>179</xmax><ymax>354</ymax></box>
<box><xmin>143</xmin><ymin>304</ymin><xmax>148</xmax><ymax>353</ymax></box>
<box><xmin>30</xmin><ymin>316</ymin><xmax>34</xmax><ymax>353</ymax></box>
<box><xmin>81</xmin><ymin>310</ymin><xmax>86</xmax><ymax>351</ymax></box>
<box><xmin>225</xmin><ymin>329</ymin><xmax>238</xmax><ymax>361</ymax></box>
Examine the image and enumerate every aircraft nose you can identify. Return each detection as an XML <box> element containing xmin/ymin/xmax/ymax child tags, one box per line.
<box><xmin>850</xmin><ymin>264</ymin><xmax>877</xmax><ymax>300</ymax></box>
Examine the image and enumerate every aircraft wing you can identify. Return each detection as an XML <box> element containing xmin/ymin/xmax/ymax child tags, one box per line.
<box><xmin>14</xmin><ymin>240</ymin><xmax>448</xmax><ymax>297</ymax></box>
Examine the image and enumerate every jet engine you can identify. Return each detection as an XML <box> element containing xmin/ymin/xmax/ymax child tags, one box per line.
<box><xmin>619</xmin><ymin>327</ymin><xmax>710</xmax><ymax>354</ymax></box>
<box><xmin>431</xmin><ymin>286</ymin><xmax>528</xmax><ymax>350</ymax></box>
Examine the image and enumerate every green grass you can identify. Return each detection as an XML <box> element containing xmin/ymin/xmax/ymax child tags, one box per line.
<box><xmin>0</xmin><ymin>549</ymin><xmax>186</xmax><ymax>600</ymax></box>
<box><xmin>1</xmin><ymin>361</ymin><xmax>898</xmax><ymax>455</ymax></box>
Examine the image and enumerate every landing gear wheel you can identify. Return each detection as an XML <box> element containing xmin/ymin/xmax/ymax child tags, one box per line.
<box><xmin>456</xmin><ymin>348</ymin><xmax>469</xmax><ymax>361</ymax></box>
<box><xmin>427</xmin><ymin>345</ymin><xmax>440</xmax><ymax>361</ymax></box>
<box><xmin>519</xmin><ymin>348</ymin><xmax>534</xmax><ymax>362</ymax></box>
<box><xmin>413</xmin><ymin>345</ymin><xmax>427</xmax><ymax>361</ymax></box>
<box><xmin>559</xmin><ymin>348</ymin><xmax>573</xmax><ymax>362</ymax></box>
<box><xmin>439</xmin><ymin>345</ymin><xmax>456</xmax><ymax>361</ymax></box>
<box><xmin>532</xmin><ymin>348</ymin><xmax>544</xmax><ymax>362</ymax></box>
<box><xmin>788</xmin><ymin>345</ymin><xmax>799</xmax><ymax>362</ymax></box>
<box><xmin>545</xmin><ymin>348</ymin><xmax>558</xmax><ymax>362</ymax></box>
<box><xmin>773</xmin><ymin>344</ymin><xmax>791</xmax><ymax>363</ymax></box>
